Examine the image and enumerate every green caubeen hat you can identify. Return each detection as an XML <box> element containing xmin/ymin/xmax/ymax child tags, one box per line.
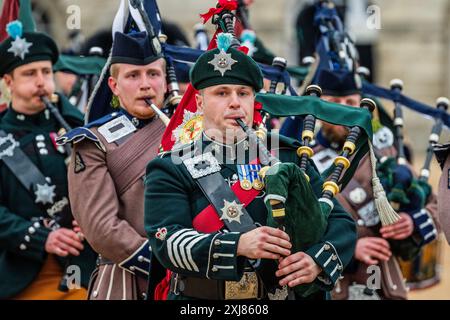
<box><xmin>0</xmin><ymin>20</ymin><xmax>59</xmax><ymax>76</ymax></box>
<box><xmin>190</xmin><ymin>33</ymin><xmax>263</xmax><ymax>91</ymax></box>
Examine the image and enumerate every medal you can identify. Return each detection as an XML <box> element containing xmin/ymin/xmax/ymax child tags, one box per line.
<box><xmin>240</xmin><ymin>179</ymin><xmax>252</xmax><ymax>191</ymax></box>
<box><xmin>252</xmin><ymin>179</ymin><xmax>264</xmax><ymax>191</ymax></box>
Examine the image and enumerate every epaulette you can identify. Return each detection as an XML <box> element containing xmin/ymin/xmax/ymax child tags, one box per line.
<box><xmin>56</xmin><ymin>111</ymin><xmax>123</xmax><ymax>149</ymax></box>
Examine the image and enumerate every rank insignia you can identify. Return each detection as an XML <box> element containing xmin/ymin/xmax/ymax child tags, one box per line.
<box><xmin>237</xmin><ymin>164</ymin><xmax>263</xmax><ymax>191</ymax></box>
<box><xmin>220</xmin><ymin>199</ymin><xmax>244</xmax><ymax>224</ymax></box>
<box><xmin>155</xmin><ymin>227</ymin><xmax>167</xmax><ymax>241</ymax></box>
<box><xmin>74</xmin><ymin>152</ymin><xmax>86</xmax><ymax>174</ymax></box>
<box><xmin>34</xmin><ymin>183</ymin><xmax>56</xmax><ymax>205</ymax></box>
<box><xmin>208</xmin><ymin>50</ymin><xmax>237</xmax><ymax>76</ymax></box>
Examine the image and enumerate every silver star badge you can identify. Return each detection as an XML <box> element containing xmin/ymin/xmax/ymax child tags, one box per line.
<box><xmin>220</xmin><ymin>199</ymin><xmax>244</xmax><ymax>224</ymax></box>
<box><xmin>7</xmin><ymin>36</ymin><xmax>33</xmax><ymax>60</ymax></box>
<box><xmin>34</xmin><ymin>183</ymin><xmax>56</xmax><ymax>205</ymax></box>
<box><xmin>208</xmin><ymin>50</ymin><xmax>237</xmax><ymax>76</ymax></box>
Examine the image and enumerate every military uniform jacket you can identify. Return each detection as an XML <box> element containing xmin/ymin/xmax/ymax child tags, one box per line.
<box><xmin>311</xmin><ymin>130</ymin><xmax>439</xmax><ymax>299</ymax></box>
<box><xmin>144</xmin><ymin>133</ymin><xmax>357</xmax><ymax>300</ymax></box>
<box><xmin>0</xmin><ymin>95</ymin><xmax>95</xmax><ymax>299</ymax></box>
<box><xmin>64</xmin><ymin>109</ymin><xmax>165</xmax><ymax>300</ymax></box>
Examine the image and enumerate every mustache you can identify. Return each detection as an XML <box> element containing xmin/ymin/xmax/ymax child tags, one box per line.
<box><xmin>224</xmin><ymin>112</ymin><xmax>246</xmax><ymax>119</ymax></box>
<box><xmin>34</xmin><ymin>90</ymin><xmax>48</xmax><ymax>97</ymax></box>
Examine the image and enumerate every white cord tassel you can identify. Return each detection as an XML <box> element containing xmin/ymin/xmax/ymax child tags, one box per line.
<box><xmin>368</xmin><ymin>141</ymin><xmax>401</xmax><ymax>226</ymax></box>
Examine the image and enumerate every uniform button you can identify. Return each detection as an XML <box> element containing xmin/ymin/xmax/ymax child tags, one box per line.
<box><xmin>324</xmin><ymin>244</ymin><xmax>331</xmax><ymax>251</ymax></box>
<box><xmin>35</xmin><ymin>135</ymin><xmax>45</xmax><ymax>141</ymax></box>
<box><xmin>19</xmin><ymin>244</ymin><xmax>27</xmax><ymax>250</ymax></box>
<box><xmin>129</xmin><ymin>266</ymin><xmax>135</xmax><ymax>271</ymax></box>
<box><xmin>24</xmin><ymin>235</ymin><xmax>30</xmax><ymax>242</ymax></box>
<box><xmin>357</xmin><ymin>219</ymin><xmax>365</xmax><ymax>226</ymax></box>
<box><xmin>211</xmin><ymin>266</ymin><xmax>218</xmax><ymax>272</ymax></box>
<box><xmin>141</xmin><ymin>292</ymin><xmax>147</xmax><ymax>300</ymax></box>
<box><xmin>39</xmin><ymin>149</ymin><xmax>48</xmax><ymax>155</ymax></box>
<box><xmin>28</xmin><ymin>227</ymin><xmax>36</xmax><ymax>234</ymax></box>
<box><xmin>17</xmin><ymin>114</ymin><xmax>25</xmax><ymax>121</ymax></box>
<box><xmin>138</xmin><ymin>255</ymin><xmax>144</xmax><ymax>262</ymax></box>
<box><xmin>337</xmin><ymin>265</ymin><xmax>343</xmax><ymax>271</ymax></box>
<box><xmin>33</xmin><ymin>222</ymin><xmax>41</xmax><ymax>229</ymax></box>
<box><xmin>214</xmin><ymin>239</ymin><xmax>221</xmax><ymax>246</ymax></box>
<box><xmin>37</xmin><ymin>142</ymin><xmax>46</xmax><ymax>148</ymax></box>
<box><xmin>92</xmin><ymin>290</ymin><xmax>99</xmax><ymax>298</ymax></box>
<box><xmin>213</xmin><ymin>253</ymin><xmax>219</xmax><ymax>259</ymax></box>
<box><xmin>332</xmin><ymin>254</ymin><xmax>337</xmax><ymax>261</ymax></box>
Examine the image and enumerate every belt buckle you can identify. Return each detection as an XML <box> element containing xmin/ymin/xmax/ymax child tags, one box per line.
<box><xmin>225</xmin><ymin>272</ymin><xmax>259</xmax><ymax>300</ymax></box>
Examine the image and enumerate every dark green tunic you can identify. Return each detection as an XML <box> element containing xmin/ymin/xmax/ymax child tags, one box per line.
<box><xmin>0</xmin><ymin>94</ymin><xmax>96</xmax><ymax>299</ymax></box>
<box><xmin>144</xmin><ymin>133</ymin><xmax>357</xmax><ymax>300</ymax></box>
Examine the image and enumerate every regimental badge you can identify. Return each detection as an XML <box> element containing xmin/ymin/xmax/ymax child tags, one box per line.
<box><xmin>220</xmin><ymin>199</ymin><xmax>244</xmax><ymax>224</ymax></box>
<box><xmin>0</xmin><ymin>133</ymin><xmax>19</xmax><ymax>160</ymax></box>
<box><xmin>267</xmin><ymin>286</ymin><xmax>289</xmax><ymax>300</ymax></box>
<box><xmin>237</xmin><ymin>164</ymin><xmax>263</xmax><ymax>191</ymax></box>
<box><xmin>172</xmin><ymin>110</ymin><xmax>203</xmax><ymax>149</ymax></box>
<box><xmin>208</xmin><ymin>50</ymin><xmax>238</xmax><ymax>76</ymax></box>
<box><xmin>98</xmin><ymin>115</ymin><xmax>136</xmax><ymax>143</ymax></box>
<box><xmin>183</xmin><ymin>152</ymin><xmax>221</xmax><ymax>179</ymax></box>
<box><xmin>8</xmin><ymin>36</ymin><xmax>32</xmax><ymax>60</ymax></box>
<box><xmin>34</xmin><ymin>183</ymin><xmax>56</xmax><ymax>205</ymax></box>
<box><xmin>155</xmin><ymin>227</ymin><xmax>167</xmax><ymax>241</ymax></box>
<box><xmin>373</xmin><ymin>126</ymin><xmax>394</xmax><ymax>150</ymax></box>
<box><xmin>349</xmin><ymin>187</ymin><xmax>367</xmax><ymax>205</ymax></box>
<box><xmin>74</xmin><ymin>152</ymin><xmax>86</xmax><ymax>174</ymax></box>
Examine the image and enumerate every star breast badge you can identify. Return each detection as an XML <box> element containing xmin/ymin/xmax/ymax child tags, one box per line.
<box><xmin>8</xmin><ymin>36</ymin><xmax>33</xmax><ymax>60</ymax></box>
<box><xmin>34</xmin><ymin>183</ymin><xmax>56</xmax><ymax>205</ymax></box>
<box><xmin>220</xmin><ymin>199</ymin><xmax>244</xmax><ymax>224</ymax></box>
<box><xmin>208</xmin><ymin>50</ymin><xmax>237</xmax><ymax>76</ymax></box>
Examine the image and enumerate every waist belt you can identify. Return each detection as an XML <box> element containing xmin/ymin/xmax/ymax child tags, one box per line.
<box><xmin>169</xmin><ymin>272</ymin><xmax>265</xmax><ymax>300</ymax></box>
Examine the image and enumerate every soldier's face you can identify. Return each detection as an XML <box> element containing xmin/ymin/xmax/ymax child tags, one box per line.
<box><xmin>196</xmin><ymin>84</ymin><xmax>255</xmax><ymax>144</ymax></box>
<box><xmin>3</xmin><ymin>60</ymin><xmax>55</xmax><ymax>113</ymax></box>
<box><xmin>108</xmin><ymin>58</ymin><xmax>167</xmax><ymax>119</ymax></box>
<box><xmin>320</xmin><ymin>93</ymin><xmax>361</xmax><ymax>143</ymax></box>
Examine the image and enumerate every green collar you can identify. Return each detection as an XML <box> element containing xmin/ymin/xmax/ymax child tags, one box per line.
<box><xmin>199</xmin><ymin>132</ymin><xmax>252</xmax><ymax>164</ymax></box>
<box><xmin>1</xmin><ymin>104</ymin><xmax>57</xmax><ymax>132</ymax></box>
